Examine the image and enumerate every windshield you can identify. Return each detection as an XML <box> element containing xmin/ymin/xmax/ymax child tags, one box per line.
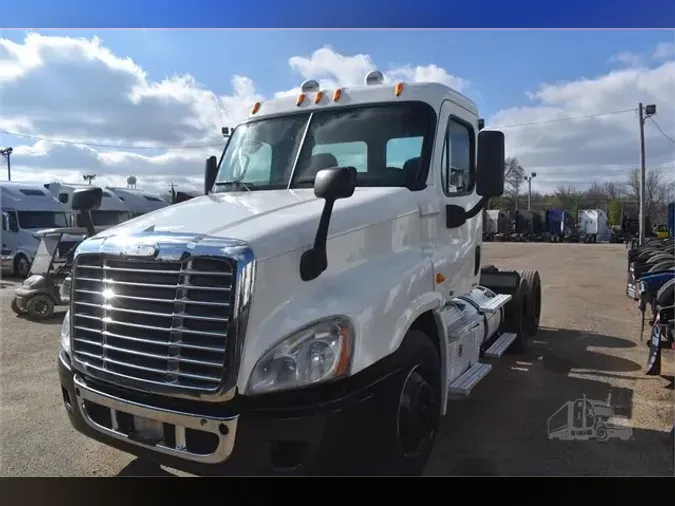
<box><xmin>17</xmin><ymin>211</ymin><xmax>69</xmax><ymax>229</ymax></box>
<box><xmin>214</xmin><ymin>101</ymin><xmax>436</xmax><ymax>192</ymax></box>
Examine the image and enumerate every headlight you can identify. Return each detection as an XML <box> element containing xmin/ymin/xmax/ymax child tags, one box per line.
<box><xmin>60</xmin><ymin>277</ymin><xmax>72</xmax><ymax>303</ymax></box>
<box><xmin>247</xmin><ymin>317</ymin><xmax>354</xmax><ymax>395</ymax></box>
<box><xmin>60</xmin><ymin>308</ymin><xmax>71</xmax><ymax>354</ymax></box>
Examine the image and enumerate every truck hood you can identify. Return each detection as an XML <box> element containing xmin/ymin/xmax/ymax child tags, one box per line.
<box><xmin>93</xmin><ymin>188</ymin><xmax>420</xmax><ymax>260</ymax></box>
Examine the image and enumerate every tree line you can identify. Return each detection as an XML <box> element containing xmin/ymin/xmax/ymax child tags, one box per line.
<box><xmin>489</xmin><ymin>157</ymin><xmax>675</xmax><ymax>226</ymax></box>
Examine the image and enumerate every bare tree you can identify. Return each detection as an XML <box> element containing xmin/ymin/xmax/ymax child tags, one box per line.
<box><xmin>584</xmin><ymin>181</ymin><xmax>607</xmax><ymax>207</ymax></box>
<box><xmin>626</xmin><ymin>168</ymin><xmax>675</xmax><ymax>221</ymax></box>
<box><xmin>503</xmin><ymin>157</ymin><xmax>525</xmax><ymax>200</ymax></box>
<box><xmin>603</xmin><ymin>181</ymin><xmax>625</xmax><ymax>201</ymax></box>
<box><xmin>554</xmin><ymin>185</ymin><xmax>582</xmax><ymax>212</ymax></box>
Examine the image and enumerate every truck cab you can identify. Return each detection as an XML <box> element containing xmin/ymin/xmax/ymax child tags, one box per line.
<box><xmin>106</xmin><ymin>187</ymin><xmax>168</xmax><ymax>218</ymax></box>
<box><xmin>0</xmin><ymin>182</ymin><xmax>71</xmax><ymax>278</ymax></box>
<box><xmin>57</xmin><ymin>72</ymin><xmax>542</xmax><ymax>476</ymax></box>
<box><xmin>47</xmin><ymin>183</ymin><xmax>132</xmax><ymax>230</ymax></box>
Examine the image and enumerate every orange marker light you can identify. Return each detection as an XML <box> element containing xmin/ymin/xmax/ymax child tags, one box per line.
<box><xmin>296</xmin><ymin>94</ymin><xmax>305</xmax><ymax>106</ymax></box>
<box><xmin>314</xmin><ymin>91</ymin><xmax>324</xmax><ymax>104</ymax></box>
<box><xmin>436</xmin><ymin>273</ymin><xmax>446</xmax><ymax>284</ymax></box>
<box><xmin>333</xmin><ymin>88</ymin><xmax>342</xmax><ymax>102</ymax></box>
<box><xmin>394</xmin><ymin>82</ymin><xmax>404</xmax><ymax>97</ymax></box>
<box><xmin>251</xmin><ymin>102</ymin><xmax>261</xmax><ymax>115</ymax></box>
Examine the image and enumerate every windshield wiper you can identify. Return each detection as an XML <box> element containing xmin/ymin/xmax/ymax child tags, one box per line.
<box><xmin>214</xmin><ymin>180</ymin><xmax>253</xmax><ymax>192</ymax></box>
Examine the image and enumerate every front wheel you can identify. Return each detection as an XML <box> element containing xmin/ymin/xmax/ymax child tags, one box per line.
<box><xmin>26</xmin><ymin>294</ymin><xmax>55</xmax><ymax>320</ymax></box>
<box><xmin>14</xmin><ymin>254</ymin><xmax>30</xmax><ymax>279</ymax></box>
<box><xmin>373</xmin><ymin>329</ymin><xmax>442</xmax><ymax>476</ymax></box>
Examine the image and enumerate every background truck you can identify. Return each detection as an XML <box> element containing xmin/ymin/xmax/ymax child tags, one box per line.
<box><xmin>1</xmin><ymin>182</ymin><xmax>71</xmax><ymax>278</ymax></box>
<box><xmin>482</xmin><ymin>209</ymin><xmax>508</xmax><ymax>241</ymax></box>
<box><xmin>578</xmin><ymin>208</ymin><xmax>610</xmax><ymax>243</ymax></box>
<box><xmin>545</xmin><ymin>208</ymin><xmax>575</xmax><ymax>243</ymax></box>
<box><xmin>106</xmin><ymin>187</ymin><xmax>168</xmax><ymax>218</ymax></box>
<box><xmin>58</xmin><ymin>72</ymin><xmax>542</xmax><ymax>476</ymax></box>
<box><xmin>547</xmin><ymin>395</ymin><xmax>632</xmax><ymax>442</ymax></box>
<box><xmin>46</xmin><ymin>183</ymin><xmax>132</xmax><ymax>230</ymax></box>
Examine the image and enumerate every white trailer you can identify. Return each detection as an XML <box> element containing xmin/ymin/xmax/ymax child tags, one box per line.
<box><xmin>58</xmin><ymin>72</ymin><xmax>543</xmax><ymax>476</ymax></box>
<box><xmin>106</xmin><ymin>187</ymin><xmax>168</xmax><ymax>218</ymax></box>
<box><xmin>1</xmin><ymin>182</ymin><xmax>70</xmax><ymax>277</ymax></box>
<box><xmin>578</xmin><ymin>208</ymin><xmax>610</xmax><ymax>243</ymax></box>
<box><xmin>46</xmin><ymin>183</ymin><xmax>132</xmax><ymax>230</ymax></box>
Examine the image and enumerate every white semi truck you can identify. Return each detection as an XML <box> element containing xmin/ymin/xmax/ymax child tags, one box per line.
<box><xmin>57</xmin><ymin>72</ymin><xmax>542</xmax><ymax>476</ymax></box>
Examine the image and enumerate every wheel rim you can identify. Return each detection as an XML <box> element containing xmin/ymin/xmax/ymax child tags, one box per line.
<box><xmin>18</xmin><ymin>257</ymin><xmax>29</xmax><ymax>276</ymax></box>
<box><xmin>397</xmin><ymin>365</ymin><xmax>438</xmax><ymax>457</ymax></box>
<box><xmin>33</xmin><ymin>298</ymin><xmax>51</xmax><ymax>316</ymax></box>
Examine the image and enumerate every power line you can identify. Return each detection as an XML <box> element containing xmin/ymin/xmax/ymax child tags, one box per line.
<box><xmin>647</xmin><ymin>116</ymin><xmax>675</xmax><ymax>144</ymax></box>
<box><xmin>0</xmin><ymin>128</ymin><xmax>225</xmax><ymax>151</ymax></box>
<box><xmin>492</xmin><ymin>108</ymin><xmax>637</xmax><ymax>129</ymax></box>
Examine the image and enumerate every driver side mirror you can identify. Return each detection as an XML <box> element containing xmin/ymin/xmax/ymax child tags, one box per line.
<box><xmin>476</xmin><ymin>130</ymin><xmax>505</xmax><ymax>198</ymax></box>
<box><xmin>1</xmin><ymin>213</ymin><xmax>8</xmax><ymax>231</ymax></box>
<box><xmin>71</xmin><ymin>187</ymin><xmax>103</xmax><ymax>212</ymax></box>
<box><xmin>204</xmin><ymin>156</ymin><xmax>218</xmax><ymax>195</ymax></box>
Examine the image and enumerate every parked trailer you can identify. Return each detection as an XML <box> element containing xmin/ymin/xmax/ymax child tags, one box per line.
<box><xmin>545</xmin><ymin>208</ymin><xmax>574</xmax><ymax>243</ymax></box>
<box><xmin>106</xmin><ymin>187</ymin><xmax>168</xmax><ymax>218</ymax></box>
<box><xmin>0</xmin><ymin>182</ymin><xmax>71</xmax><ymax>278</ymax></box>
<box><xmin>482</xmin><ymin>209</ymin><xmax>508</xmax><ymax>241</ymax></box>
<box><xmin>58</xmin><ymin>74</ymin><xmax>543</xmax><ymax>476</ymax></box>
<box><xmin>668</xmin><ymin>202</ymin><xmax>674</xmax><ymax>239</ymax></box>
<box><xmin>578</xmin><ymin>209</ymin><xmax>610</xmax><ymax>243</ymax></box>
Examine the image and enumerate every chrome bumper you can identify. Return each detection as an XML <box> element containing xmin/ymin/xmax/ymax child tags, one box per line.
<box><xmin>1</xmin><ymin>254</ymin><xmax>13</xmax><ymax>270</ymax></box>
<box><xmin>73</xmin><ymin>375</ymin><xmax>239</xmax><ymax>464</ymax></box>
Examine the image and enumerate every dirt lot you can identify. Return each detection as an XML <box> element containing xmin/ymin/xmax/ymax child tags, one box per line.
<box><xmin>0</xmin><ymin>243</ymin><xmax>673</xmax><ymax>477</ymax></box>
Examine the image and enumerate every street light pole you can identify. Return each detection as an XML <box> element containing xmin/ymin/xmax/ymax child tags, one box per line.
<box><xmin>524</xmin><ymin>172</ymin><xmax>537</xmax><ymax>211</ymax></box>
<box><xmin>638</xmin><ymin>103</ymin><xmax>657</xmax><ymax>245</ymax></box>
<box><xmin>0</xmin><ymin>147</ymin><xmax>12</xmax><ymax>181</ymax></box>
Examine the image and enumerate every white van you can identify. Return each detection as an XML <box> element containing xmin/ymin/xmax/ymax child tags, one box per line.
<box><xmin>46</xmin><ymin>183</ymin><xmax>132</xmax><ymax>230</ymax></box>
<box><xmin>1</xmin><ymin>182</ymin><xmax>71</xmax><ymax>277</ymax></box>
<box><xmin>106</xmin><ymin>187</ymin><xmax>168</xmax><ymax>218</ymax></box>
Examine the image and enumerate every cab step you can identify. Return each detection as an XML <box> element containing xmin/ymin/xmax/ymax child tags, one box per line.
<box><xmin>478</xmin><ymin>293</ymin><xmax>512</xmax><ymax>314</ymax></box>
<box><xmin>447</xmin><ymin>362</ymin><xmax>492</xmax><ymax>396</ymax></box>
<box><xmin>484</xmin><ymin>332</ymin><xmax>518</xmax><ymax>358</ymax></box>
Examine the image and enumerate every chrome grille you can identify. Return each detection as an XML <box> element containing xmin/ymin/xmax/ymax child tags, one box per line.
<box><xmin>70</xmin><ymin>254</ymin><xmax>236</xmax><ymax>392</ymax></box>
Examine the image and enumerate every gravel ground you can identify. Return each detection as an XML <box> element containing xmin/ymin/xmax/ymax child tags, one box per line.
<box><xmin>0</xmin><ymin>243</ymin><xmax>673</xmax><ymax>477</ymax></box>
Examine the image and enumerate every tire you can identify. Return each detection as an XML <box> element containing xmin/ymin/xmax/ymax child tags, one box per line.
<box><xmin>647</xmin><ymin>253</ymin><xmax>674</xmax><ymax>264</ymax></box>
<box><xmin>648</xmin><ymin>260</ymin><xmax>675</xmax><ymax>273</ymax></box>
<box><xmin>14</xmin><ymin>254</ymin><xmax>30</xmax><ymax>278</ymax></box>
<box><xmin>519</xmin><ymin>269</ymin><xmax>542</xmax><ymax>337</ymax></box>
<box><xmin>595</xmin><ymin>424</ymin><xmax>609</xmax><ymax>442</ymax></box>
<box><xmin>656</xmin><ymin>279</ymin><xmax>674</xmax><ymax>308</ymax></box>
<box><xmin>503</xmin><ymin>274</ymin><xmax>530</xmax><ymax>353</ymax></box>
<box><xmin>373</xmin><ymin>329</ymin><xmax>441</xmax><ymax>476</ymax></box>
<box><xmin>11</xmin><ymin>298</ymin><xmax>24</xmax><ymax>316</ymax></box>
<box><xmin>26</xmin><ymin>294</ymin><xmax>55</xmax><ymax>320</ymax></box>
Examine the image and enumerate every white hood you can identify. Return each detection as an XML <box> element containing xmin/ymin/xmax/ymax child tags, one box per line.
<box><xmin>93</xmin><ymin>187</ymin><xmax>420</xmax><ymax>261</ymax></box>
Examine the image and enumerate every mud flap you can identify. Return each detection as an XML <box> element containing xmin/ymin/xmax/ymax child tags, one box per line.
<box><xmin>645</xmin><ymin>319</ymin><xmax>662</xmax><ymax>376</ymax></box>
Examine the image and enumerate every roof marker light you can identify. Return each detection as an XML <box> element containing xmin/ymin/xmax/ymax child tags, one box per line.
<box><xmin>314</xmin><ymin>91</ymin><xmax>323</xmax><ymax>104</ymax></box>
<box><xmin>251</xmin><ymin>102</ymin><xmax>261</xmax><ymax>115</ymax></box>
<box><xmin>297</xmin><ymin>94</ymin><xmax>305</xmax><ymax>106</ymax></box>
<box><xmin>333</xmin><ymin>88</ymin><xmax>342</xmax><ymax>102</ymax></box>
<box><xmin>394</xmin><ymin>82</ymin><xmax>404</xmax><ymax>97</ymax></box>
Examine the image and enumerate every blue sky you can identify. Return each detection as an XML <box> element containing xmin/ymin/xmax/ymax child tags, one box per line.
<box><xmin>1</xmin><ymin>29</ymin><xmax>674</xmax><ymax>193</ymax></box>
<box><xmin>14</xmin><ymin>29</ymin><xmax>672</xmax><ymax>118</ymax></box>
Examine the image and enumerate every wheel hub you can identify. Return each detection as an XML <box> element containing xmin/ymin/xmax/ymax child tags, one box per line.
<box><xmin>398</xmin><ymin>369</ymin><xmax>438</xmax><ymax>456</ymax></box>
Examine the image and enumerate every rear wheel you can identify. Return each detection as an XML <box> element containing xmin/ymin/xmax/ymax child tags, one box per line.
<box><xmin>11</xmin><ymin>298</ymin><xmax>24</xmax><ymax>315</ymax></box>
<box><xmin>26</xmin><ymin>294</ymin><xmax>55</xmax><ymax>320</ymax></box>
<box><xmin>372</xmin><ymin>329</ymin><xmax>441</xmax><ymax>476</ymax></box>
<box><xmin>519</xmin><ymin>269</ymin><xmax>542</xmax><ymax>337</ymax></box>
<box><xmin>14</xmin><ymin>254</ymin><xmax>30</xmax><ymax>279</ymax></box>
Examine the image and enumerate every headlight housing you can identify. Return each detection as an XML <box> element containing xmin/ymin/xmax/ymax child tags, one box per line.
<box><xmin>60</xmin><ymin>308</ymin><xmax>71</xmax><ymax>354</ymax></box>
<box><xmin>247</xmin><ymin>316</ymin><xmax>354</xmax><ymax>395</ymax></box>
<box><xmin>60</xmin><ymin>277</ymin><xmax>72</xmax><ymax>304</ymax></box>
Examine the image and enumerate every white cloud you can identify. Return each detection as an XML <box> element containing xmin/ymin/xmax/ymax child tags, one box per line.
<box><xmin>0</xmin><ymin>33</ymin><xmax>674</xmax><ymax>196</ymax></box>
<box><xmin>652</xmin><ymin>41</ymin><xmax>675</xmax><ymax>60</ymax></box>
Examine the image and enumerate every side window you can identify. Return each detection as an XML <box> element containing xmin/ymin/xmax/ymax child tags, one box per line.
<box><xmin>312</xmin><ymin>141</ymin><xmax>367</xmax><ymax>172</ymax></box>
<box><xmin>440</xmin><ymin>117</ymin><xmax>475</xmax><ymax>196</ymax></box>
<box><xmin>386</xmin><ymin>137</ymin><xmax>424</xmax><ymax>170</ymax></box>
<box><xmin>7</xmin><ymin>211</ymin><xmax>18</xmax><ymax>230</ymax></box>
<box><xmin>58</xmin><ymin>193</ymin><xmax>69</xmax><ymax>204</ymax></box>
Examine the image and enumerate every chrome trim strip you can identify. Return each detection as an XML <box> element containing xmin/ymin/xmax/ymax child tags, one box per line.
<box><xmin>73</xmin><ymin>375</ymin><xmax>238</xmax><ymax>464</ymax></box>
<box><xmin>70</xmin><ymin>232</ymin><xmax>256</xmax><ymax>403</ymax></box>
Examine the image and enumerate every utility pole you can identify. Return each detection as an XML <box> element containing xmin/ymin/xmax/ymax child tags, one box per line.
<box><xmin>524</xmin><ymin>172</ymin><xmax>537</xmax><ymax>211</ymax></box>
<box><xmin>638</xmin><ymin>103</ymin><xmax>657</xmax><ymax>245</ymax></box>
<box><xmin>0</xmin><ymin>147</ymin><xmax>12</xmax><ymax>181</ymax></box>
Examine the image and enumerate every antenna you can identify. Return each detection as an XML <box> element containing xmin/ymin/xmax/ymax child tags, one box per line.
<box><xmin>82</xmin><ymin>174</ymin><xmax>96</xmax><ymax>185</ymax></box>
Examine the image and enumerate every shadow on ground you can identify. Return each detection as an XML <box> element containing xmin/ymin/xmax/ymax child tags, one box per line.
<box><xmin>114</xmin><ymin>327</ymin><xmax>672</xmax><ymax>477</ymax></box>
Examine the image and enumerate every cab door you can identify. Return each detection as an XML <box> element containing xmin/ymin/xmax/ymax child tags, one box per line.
<box><xmin>430</xmin><ymin>100</ymin><xmax>482</xmax><ymax>301</ymax></box>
